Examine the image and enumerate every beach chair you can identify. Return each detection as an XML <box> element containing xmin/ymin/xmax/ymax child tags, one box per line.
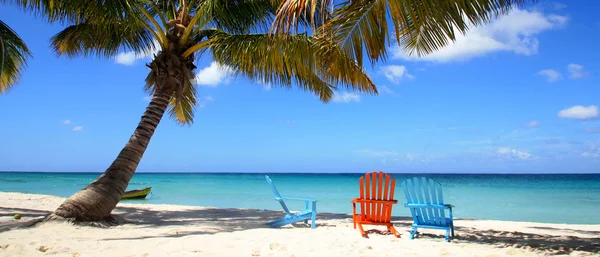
<box><xmin>401</xmin><ymin>177</ymin><xmax>455</xmax><ymax>242</ymax></box>
<box><xmin>351</xmin><ymin>171</ymin><xmax>400</xmax><ymax>238</ymax></box>
<box><xmin>265</xmin><ymin>175</ymin><xmax>317</xmax><ymax>229</ymax></box>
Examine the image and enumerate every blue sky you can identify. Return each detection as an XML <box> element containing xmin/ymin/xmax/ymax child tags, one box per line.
<box><xmin>0</xmin><ymin>2</ymin><xmax>599</xmax><ymax>173</ymax></box>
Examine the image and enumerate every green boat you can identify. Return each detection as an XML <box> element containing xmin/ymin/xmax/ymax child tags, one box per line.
<box><xmin>121</xmin><ymin>187</ymin><xmax>152</xmax><ymax>200</ymax></box>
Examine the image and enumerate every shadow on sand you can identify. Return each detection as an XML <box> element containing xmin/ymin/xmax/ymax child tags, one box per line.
<box><xmin>1</xmin><ymin>205</ymin><xmax>599</xmax><ymax>254</ymax></box>
<box><xmin>409</xmin><ymin>225</ymin><xmax>600</xmax><ymax>254</ymax></box>
<box><xmin>0</xmin><ymin>207</ymin><xmax>50</xmax><ymax>232</ymax></box>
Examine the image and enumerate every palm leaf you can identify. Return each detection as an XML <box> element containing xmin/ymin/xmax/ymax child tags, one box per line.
<box><xmin>0</xmin><ymin>19</ymin><xmax>31</xmax><ymax>94</ymax></box>
<box><xmin>323</xmin><ymin>0</ymin><xmax>389</xmax><ymax>66</ymax></box>
<box><xmin>194</xmin><ymin>0</ymin><xmax>278</xmax><ymax>34</ymax></box>
<box><xmin>208</xmin><ymin>30</ymin><xmax>376</xmax><ymax>102</ymax></box>
<box><xmin>50</xmin><ymin>21</ymin><xmax>156</xmax><ymax>58</ymax></box>
<box><xmin>273</xmin><ymin>0</ymin><xmax>530</xmax><ymax>65</ymax></box>
<box><xmin>270</xmin><ymin>0</ymin><xmax>332</xmax><ymax>32</ymax></box>
<box><xmin>394</xmin><ymin>0</ymin><xmax>530</xmax><ymax>57</ymax></box>
<box><xmin>167</xmin><ymin>75</ymin><xmax>197</xmax><ymax>125</ymax></box>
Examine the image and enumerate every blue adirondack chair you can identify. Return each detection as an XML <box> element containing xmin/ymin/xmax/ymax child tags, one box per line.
<box><xmin>265</xmin><ymin>175</ymin><xmax>317</xmax><ymax>229</ymax></box>
<box><xmin>401</xmin><ymin>177</ymin><xmax>455</xmax><ymax>242</ymax></box>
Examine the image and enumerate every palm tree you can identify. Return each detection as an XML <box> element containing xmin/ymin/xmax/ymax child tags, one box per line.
<box><xmin>4</xmin><ymin>0</ymin><xmax>530</xmax><ymax>223</ymax></box>
<box><xmin>0</xmin><ymin>18</ymin><xmax>31</xmax><ymax>94</ymax></box>
<box><xmin>31</xmin><ymin>0</ymin><xmax>377</xmax><ymax>223</ymax></box>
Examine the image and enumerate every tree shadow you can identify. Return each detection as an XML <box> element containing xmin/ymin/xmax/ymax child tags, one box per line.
<box><xmin>111</xmin><ymin>205</ymin><xmax>413</xmax><ymax>229</ymax></box>
<box><xmin>99</xmin><ymin>206</ymin><xmax>414</xmax><ymax>240</ymax></box>
<box><xmin>4</xmin><ymin>204</ymin><xmax>599</xmax><ymax>255</ymax></box>
<box><xmin>0</xmin><ymin>207</ymin><xmax>49</xmax><ymax>233</ymax></box>
<box><xmin>527</xmin><ymin>226</ymin><xmax>600</xmax><ymax>236</ymax></box>
<box><xmin>412</xmin><ymin>226</ymin><xmax>600</xmax><ymax>254</ymax></box>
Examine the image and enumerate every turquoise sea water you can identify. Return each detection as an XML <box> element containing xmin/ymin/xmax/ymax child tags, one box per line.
<box><xmin>1</xmin><ymin>172</ymin><xmax>599</xmax><ymax>224</ymax></box>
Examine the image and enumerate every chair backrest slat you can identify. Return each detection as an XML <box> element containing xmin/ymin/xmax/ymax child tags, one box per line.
<box><xmin>402</xmin><ymin>177</ymin><xmax>449</xmax><ymax>226</ymax></box>
<box><xmin>265</xmin><ymin>175</ymin><xmax>291</xmax><ymax>215</ymax></box>
<box><xmin>357</xmin><ymin>171</ymin><xmax>396</xmax><ymax>223</ymax></box>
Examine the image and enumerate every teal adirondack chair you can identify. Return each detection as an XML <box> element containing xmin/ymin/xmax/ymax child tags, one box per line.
<box><xmin>401</xmin><ymin>177</ymin><xmax>455</xmax><ymax>242</ymax></box>
<box><xmin>265</xmin><ymin>175</ymin><xmax>317</xmax><ymax>229</ymax></box>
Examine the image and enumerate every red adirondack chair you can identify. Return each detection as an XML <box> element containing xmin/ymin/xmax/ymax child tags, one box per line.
<box><xmin>351</xmin><ymin>171</ymin><xmax>400</xmax><ymax>238</ymax></box>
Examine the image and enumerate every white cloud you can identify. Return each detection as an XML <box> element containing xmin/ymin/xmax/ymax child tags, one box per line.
<box><xmin>582</xmin><ymin>152</ymin><xmax>600</xmax><ymax>158</ymax></box>
<box><xmin>553</xmin><ymin>3</ymin><xmax>567</xmax><ymax>10</ymax></box>
<box><xmin>496</xmin><ymin>147</ymin><xmax>532</xmax><ymax>160</ymax></box>
<box><xmin>256</xmin><ymin>79</ymin><xmax>272</xmax><ymax>91</ymax></box>
<box><xmin>62</xmin><ymin>120</ymin><xmax>72</xmax><ymax>125</ymax></box>
<box><xmin>392</xmin><ymin>8</ymin><xmax>567</xmax><ymax>62</ymax></box>
<box><xmin>581</xmin><ymin>143</ymin><xmax>600</xmax><ymax>158</ymax></box>
<box><xmin>558</xmin><ymin>105</ymin><xmax>599</xmax><ymax>120</ymax></box>
<box><xmin>72</xmin><ymin>126</ymin><xmax>83</xmax><ymax>132</ymax></box>
<box><xmin>195</xmin><ymin>62</ymin><xmax>233</xmax><ymax>87</ymax></box>
<box><xmin>197</xmin><ymin>96</ymin><xmax>216</xmax><ymax>108</ymax></box>
<box><xmin>381</xmin><ymin>65</ymin><xmax>414</xmax><ymax>83</ymax></box>
<box><xmin>332</xmin><ymin>92</ymin><xmax>360</xmax><ymax>103</ymax></box>
<box><xmin>567</xmin><ymin>63</ymin><xmax>589</xmax><ymax>79</ymax></box>
<box><xmin>115</xmin><ymin>52</ymin><xmax>137</xmax><ymax>65</ymax></box>
<box><xmin>523</xmin><ymin>120</ymin><xmax>541</xmax><ymax>128</ymax></box>
<box><xmin>115</xmin><ymin>40</ymin><xmax>160</xmax><ymax>65</ymax></box>
<box><xmin>379</xmin><ymin>86</ymin><xmax>396</xmax><ymax>95</ymax></box>
<box><xmin>584</xmin><ymin>127</ymin><xmax>600</xmax><ymax>134</ymax></box>
<box><xmin>537</xmin><ymin>69</ymin><xmax>562</xmax><ymax>82</ymax></box>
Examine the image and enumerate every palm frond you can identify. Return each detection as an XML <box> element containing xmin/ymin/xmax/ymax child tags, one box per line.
<box><xmin>323</xmin><ymin>0</ymin><xmax>388</xmax><ymax>66</ymax></box>
<box><xmin>50</xmin><ymin>22</ymin><xmax>156</xmax><ymax>58</ymax></box>
<box><xmin>0</xmin><ymin>19</ymin><xmax>31</xmax><ymax>94</ymax></box>
<box><xmin>167</xmin><ymin>76</ymin><xmax>197</xmax><ymax>125</ymax></box>
<box><xmin>270</xmin><ymin>0</ymin><xmax>332</xmax><ymax>33</ymax></box>
<box><xmin>273</xmin><ymin>0</ymin><xmax>530</xmax><ymax>64</ymax></box>
<box><xmin>396</xmin><ymin>0</ymin><xmax>529</xmax><ymax>57</ymax></box>
<box><xmin>196</xmin><ymin>0</ymin><xmax>278</xmax><ymax>34</ymax></box>
<box><xmin>146</xmin><ymin>0</ymin><xmax>179</xmax><ymax>21</ymax></box>
<box><xmin>208</xmin><ymin>30</ymin><xmax>376</xmax><ymax>102</ymax></box>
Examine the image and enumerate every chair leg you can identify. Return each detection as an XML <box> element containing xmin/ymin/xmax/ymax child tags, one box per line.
<box><xmin>451</xmin><ymin>223</ymin><xmax>455</xmax><ymax>237</ymax></box>
<box><xmin>387</xmin><ymin>225</ymin><xmax>400</xmax><ymax>238</ymax></box>
<box><xmin>311</xmin><ymin>202</ymin><xmax>317</xmax><ymax>229</ymax></box>
<box><xmin>357</xmin><ymin>224</ymin><xmax>367</xmax><ymax>238</ymax></box>
<box><xmin>409</xmin><ymin>226</ymin><xmax>418</xmax><ymax>240</ymax></box>
<box><xmin>352</xmin><ymin>203</ymin><xmax>357</xmax><ymax>229</ymax></box>
<box><xmin>445</xmin><ymin>228</ymin><xmax>450</xmax><ymax>242</ymax></box>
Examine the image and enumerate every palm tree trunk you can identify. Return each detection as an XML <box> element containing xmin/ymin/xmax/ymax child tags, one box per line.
<box><xmin>50</xmin><ymin>87</ymin><xmax>173</xmax><ymax>223</ymax></box>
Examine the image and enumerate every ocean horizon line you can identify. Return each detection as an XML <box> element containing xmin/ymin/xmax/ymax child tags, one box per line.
<box><xmin>1</xmin><ymin>170</ymin><xmax>599</xmax><ymax>175</ymax></box>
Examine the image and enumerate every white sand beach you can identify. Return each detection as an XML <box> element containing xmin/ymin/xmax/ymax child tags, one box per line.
<box><xmin>0</xmin><ymin>192</ymin><xmax>599</xmax><ymax>257</ymax></box>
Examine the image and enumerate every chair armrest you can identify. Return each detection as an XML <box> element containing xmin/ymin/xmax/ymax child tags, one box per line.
<box><xmin>351</xmin><ymin>198</ymin><xmax>398</xmax><ymax>204</ymax></box>
<box><xmin>279</xmin><ymin>197</ymin><xmax>316</xmax><ymax>202</ymax></box>
<box><xmin>404</xmin><ymin>203</ymin><xmax>453</xmax><ymax>209</ymax></box>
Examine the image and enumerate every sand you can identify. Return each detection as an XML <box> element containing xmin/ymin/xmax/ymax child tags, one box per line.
<box><xmin>0</xmin><ymin>192</ymin><xmax>599</xmax><ymax>257</ymax></box>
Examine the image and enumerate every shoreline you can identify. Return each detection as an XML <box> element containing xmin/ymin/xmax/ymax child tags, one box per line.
<box><xmin>1</xmin><ymin>190</ymin><xmax>595</xmax><ymax>226</ymax></box>
<box><xmin>1</xmin><ymin>192</ymin><xmax>600</xmax><ymax>256</ymax></box>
